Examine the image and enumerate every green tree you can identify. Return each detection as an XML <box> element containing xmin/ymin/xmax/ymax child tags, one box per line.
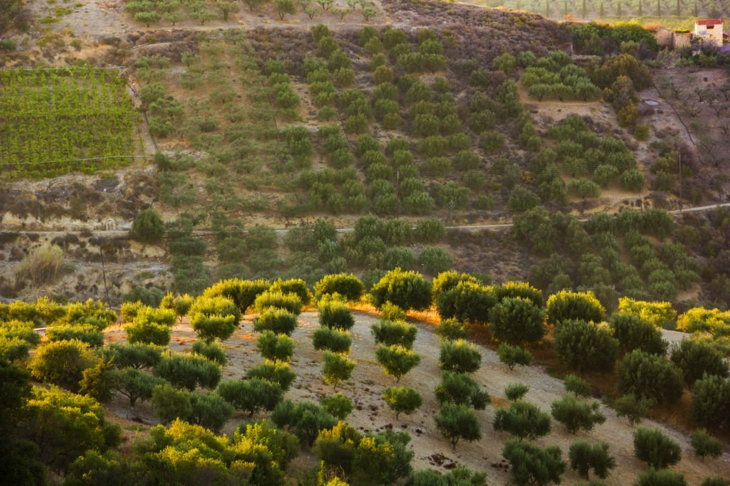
<box><xmin>614</xmin><ymin>393</ymin><xmax>654</xmax><ymax>425</ymax></box>
<box><xmin>690</xmin><ymin>429</ymin><xmax>723</xmax><ymax>461</ymax></box>
<box><xmin>634</xmin><ymin>469</ymin><xmax>687</xmax><ymax>486</ymax></box>
<box><xmin>218</xmin><ymin>378</ymin><xmax>283</xmax><ymax>415</ymax></box>
<box><xmin>505</xmin><ymin>383</ymin><xmax>530</xmax><ymax>401</ymax></box>
<box><xmin>376</xmin><ymin>345</ymin><xmax>421</xmax><ymax>382</ymax></box>
<box><xmin>322</xmin><ymin>351</ymin><xmax>356</xmax><ymax>389</ymax></box>
<box><xmin>439</xmin><ymin>339</ymin><xmax>482</xmax><ymax>374</ymax></box>
<box><xmin>384</xmin><ymin>387</ymin><xmax>423</xmax><ymax>419</ymax></box>
<box><xmin>564</xmin><ymin>375</ymin><xmax>592</xmax><ymax>398</ymax></box>
<box><xmin>371</xmin><ymin>269</ymin><xmax>432</xmax><ymax>311</ymax></box>
<box><xmin>315</xmin><ymin>274</ymin><xmax>365</xmax><ymax>301</ymax></box>
<box><xmin>616</xmin><ymin>350</ymin><xmax>685</xmax><ymax>405</ymax></box>
<box><xmin>151</xmin><ymin>383</ymin><xmax>192</xmax><ymax>425</ymax></box>
<box><xmin>319</xmin><ymin>298</ymin><xmax>355</xmax><ymax>330</ymax></box>
<box><xmin>257</xmin><ymin>331</ymin><xmax>295</xmax><ymax>362</ymax></box>
<box><xmin>551</xmin><ymin>394</ymin><xmax>606</xmax><ymax>434</ymax></box>
<box><xmin>609</xmin><ymin>312</ymin><xmax>668</xmax><ymax>356</ymax></box>
<box><xmin>691</xmin><ymin>375</ymin><xmax>730</xmax><ymax>428</ymax></box>
<box><xmin>191</xmin><ymin>340</ymin><xmax>228</xmax><ymax>366</ymax></box>
<box><xmin>436</xmin><ymin>282</ymin><xmax>497</xmax><ymax>325</ymax></box>
<box><xmin>502</xmin><ymin>439</ymin><xmax>566</xmax><ymax>486</ymax></box>
<box><xmin>246</xmin><ymin>361</ymin><xmax>296</xmax><ymax>392</ymax></box>
<box><xmin>669</xmin><ymin>339</ymin><xmax>728</xmax><ymax>387</ymax></box>
<box><xmin>553</xmin><ymin>320</ymin><xmax>620</xmax><ymax>374</ymax></box>
<box><xmin>216</xmin><ymin>0</ymin><xmax>238</xmax><ymax>19</ymax></box>
<box><xmin>435</xmin><ymin>318</ymin><xmax>468</xmax><ymax>342</ymax></box>
<box><xmin>254</xmin><ymin>308</ymin><xmax>299</xmax><ymax>336</ymax></box>
<box><xmin>489</xmin><ymin>297</ymin><xmax>545</xmax><ymax>345</ymax></box>
<box><xmin>111</xmin><ymin>368</ymin><xmax>166</xmax><ymax>407</ymax></box>
<box><xmin>435</xmin><ymin>371</ymin><xmax>490</xmax><ymax>409</ymax></box>
<box><xmin>319</xmin><ymin>393</ymin><xmax>353</xmax><ymax>420</ymax></box>
<box><xmin>79</xmin><ymin>358</ymin><xmax>115</xmax><ymax>402</ymax></box>
<box><xmin>104</xmin><ymin>343</ymin><xmax>161</xmax><ymax>369</ymax></box>
<box><xmin>153</xmin><ymin>353</ymin><xmax>221</xmax><ymax>391</ymax></box>
<box><xmin>28</xmin><ymin>339</ymin><xmax>96</xmax><ymax>392</ymax></box>
<box><xmin>271</xmin><ymin>399</ymin><xmax>337</xmax><ymax>446</ymax></box>
<box><xmin>546</xmin><ymin>290</ymin><xmax>605</xmax><ymax>325</ymax></box>
<box><xmin>493</xmin><ymin>400</ymin><xmax>552</xmax><ymax>440</ymax></box>
<box><xmin>189</xmin><ymin>295</ymin><xmax>241</xmax><ymax>343</ymax></box>
<box><xmin>434</xmin><ymin>403</ymin><xmax>482</xmax><ymax>451</ymax></box>
<box><xmin>130</xmin><ymin>209</ymin><xmax>165</xmax><ymax>244</ymax></box>
<box><xmin>568</xmin><ymin>441</ymin><xmax>616</xmax><ymax>480</ymax></box>
<box><xmin>633</xmin><ymin>427</ymin><xmax>682</xmax><ymax>469</ymax></box>
<box><xmin>497</xmin><ymin>344</ymin><xmax>533</xmax><ymax>370</ymax></box>
<box><xmin>313</xmin><ymin>326</ymin><xmax>352</xmax><ymax>353</ymax></box>
<box><xmin>371</xmin><ymin>319</ymin><xmax>417</xmax><ymax>348</ymax></box>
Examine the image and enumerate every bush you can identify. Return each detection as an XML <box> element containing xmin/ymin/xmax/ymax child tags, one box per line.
<box><xmin>253</xmin><ymin>308</ymin><xmax>299</xmax><ymax>336</ymax></box>
<box><xmin>690</xmin><ymin>429</ymin><xmax>723</xmax><ymax>461</ymax></box>
<box><xmin>609</xmin><ymin>312</ymin><xmax>667</xmax><ymax>356</ymax></box>
<box><xmin>418</xmin><ymin>248</ymin><xmax>452</xmax><ymax>274</ymax></box>
<box><xmin>271</xmin><ymin>399</ymin><xmax>338</xmax><ymax>446</ymax></box>
<box><xmin>318</xmin><ymin>298</ymin><xmax>355</xmax><ymax>330</ymax></box>
<box><xmin>635</xmin><ymin>469</ymin><xmax>687</xmax><ymax>486</ymax></box>
<box><xmin>322</xmin><ymin>351</ymin><xmax>356</xmax><ymax>389</ymax></box>
<box><xmin>217</xmin><ymin>378</ymin><xmax>283</xmax><ymax>415</ymax></box>
<box><xmin>153</xmin><ymin>353</ymin><xmax>221</xmax><ymax>391</ymax></box>
<box><xmin>633</xmin><ymin>427</ymin><xmax>682</xmax><ymax>469</ymax></box>
<box><xmin>505</xmin><ymin>383</ymin><xmax>530</xmax><ymax>401</ymax></box>
<box><xmin>312</xmin><ymin>326</ymin><xmax>352</xmax><ymax>353</ymax></box>
<box><xmin>189</xmin><ymin>296</ymin><xmax>241</xmax><ymax>343</ymax></box>
<box><xmin>489</xmin><ymin>297</ymin><xmax>546</xmax><ymax>345</ymax></box>
<box><xmin>669</xmin><ymin>340</ymin><xmax>728</xmax><ymax>387</ymax></box>
<box><xmin>436</xmin><ymin>282</ymin><xmax>497</xmax><ymax>325</ymax></box>
<box><xmin>17</xmin><ymin>244</ymin><xmax>64</xmax><ymax>286</ymax></box>
<box><xmin>371</xmin><ymin>319</ymin><xmax>417</xmax><ymax>348</ymax></box>
<box><xmin>104</xmin><ymin>343</ymin><xmax>161</xmax><ymax>369</ymax></box>
<box><xmin>256</xmin><ymin>331</ymin><xmax>295</xmax><ymax>362</ymax></box>
<box><xmin>315</xmin><ymin>274</ymin><xmax>365</xmax><ymax>301</ymax></box>
<box><xmin>122</xmin><ymin>286</ymin><xmax>165</xmax><ymax>307</ymax></box>
<box><xmin>47</xmin><ymin>324</ymin><xmax>104</xmax><ymax>348</ymax></box>
<box><xmin>620</xmin><ymin>169</ymin><xmax>646</xmax><ymax>192</ymax></box>
<box><xmin>202</xmin><ymin>279</ymin><xmax>271</xmax><ymax>313</ymax></box>
<box><xmin>376</xmin><ymin>345</ymin><xmax>420</xmax><ymax>382</ymax></box>
<box><xmin>130</xmin><ymin>209</ymin><xmax>165</xmax><ymax>244</ymax></box>
<box><xmin>551</xmin><ymin>394</ymin><xmax>606</xmax><ymax>434</ymax></box>
<box><xmin>434</xmin><ymin>402</ymin><xmax>482</xmax><ymax>451</ymax></box>
<box><xmin>254</xmin><ymin>290</ymin><xmax>303</xmax><ymax>315</ymax></box>
<box><xmin>191</xmin><ymin>340</ymin><xmax>228</xmax><ymax>366</ymax></box>
<box><xmin>29</xmin><ymin>339</ymin><xmax>95</xmax><ymax>392</ymax></box>
<box><xmin>564</xmin><ymin>375</ymin><xmax>592</xmax><ymax>398</ymax></box>
<box><xmin>546</xmin><ymin>290</ymin><xmax>605</xmax><ymax>325</ymax></box>
<box><xmin>439</xmin><ymin>339</ymin><xmax>482</xmax><ymax>374</ymax></box>
<box><xmin>554</xmin><ymin>320</ymin><xmax>620</xmax><ymax>374</ymax></box>
<box><xmin>502</xmin><ymin>440</ymin><xmax>566</xmax><ymax>486</ymax></box>
<box><xmin>495</xmin><ymin>281</ymin><xmax>544</xmax><ymax>307</ymax></box>
<box><xmin>568</xmin><ymin>441</ymin><xmax>616</xmax><ymax>480</ymax></box>
<box><xmin>151</xmin><ymin>384</ymin><xmax>192</xmax><ymax>425</ymax></box>
<box><xmin>269</xmin><ymin>278</ymin><xmax>314</xmax><ymax>307</ymax></box>
<box><xmin>247</xmin><ymin>361</ymin><xmax>296</xmax><ymax>392</ymax></box>
<box><xmin>380</xmin><ymin>386</ymin><xmax>422</xmax><ymax>420</ymax></box>
<box><xmin>435</xmin><ymin>318</ymin><xmax>468</xmax><ymax>342</ymax></box>
<box><xmin>568</xmin><ymin>179</ymin><xmax>601</xmax><ymax>199</ymax></box>
<box><xmin>188</xmin><ymin>392</ymin><xmax>234</xmax><ymax>433</ymax></box>
<box><xmin>497</xmin><ymin>343</ymin><xmax>533</xmax><ymax>370</ymax></box>
<box><xmin>616</xmin><ymin>350</ymin><xmax>685</xmax><ymax>405</ymax></box>
<box><xmin>614</xmin><ymin>393</ymin><xmax>654</xmax><ymax>425</ymax></box>
<box><xmin>691</xmin><ymin>375</ymin><xmax>730</xmax><ymax>428</ymax></box>
<box><xmin>371</xmin><ymin>269</ymin><xmax>432</xmax><ymax>311</ymax></box>
<box><xmin>507</xmin><ymin>186</ymin><xmax>540</xmax><ymax>213</ymax></box>
<box><xmin>319</xmin><ymin>393</ymin><xmax>353</xmax><ymax>420</ymax></box>
<box><xmin>414</xmin><ymin>218</ymin><xmax>445</xmax><ymax>243</ymax></box>
<box><xmin>493</xmin><ymin>400</ymin><xmax>552</xmax><ymax>440</ymax></box>
<box><xmin>435</xmin><ymin>371</ymin><xmax>490</xmax><ymax>410</ymax></box>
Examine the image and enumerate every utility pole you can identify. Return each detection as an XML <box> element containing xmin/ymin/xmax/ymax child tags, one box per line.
<box><xmin>99</xmin><ymin>240</ymin><xmax>111</xmax><ymax>307</ymax></box>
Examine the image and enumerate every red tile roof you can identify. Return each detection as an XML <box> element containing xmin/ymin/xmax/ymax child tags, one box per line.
<box><xmin>696</xmin><ymin>19</ymin><xmax>723</xmax><ymax>26</ymax></box>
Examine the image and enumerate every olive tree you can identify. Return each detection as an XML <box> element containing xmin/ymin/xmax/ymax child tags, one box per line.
<box><xmin>669</xmin><ymin>340</ymin><xmax>728</xmax><ymax>387</ymax></box>
<box><xmin>322</xmin><ymin>351</ymin><xmax>356</xmax><ymax>389</ymax></box>
<box><xmin>434</xmin><ymin>402</ymin><xmax>482</xmax><ymax>451</ymax></box>
<box><xmin>489</xmin><ymin>297</ymin><xmax>545</xmax><ymax>345</ymax></box>
<box><xmin>439</xmin><ymin>339</ymin><xmax>482</xmax><ymax>374</ymax></box>
<box><xmin>554</xmin><ymin>320</ymin><xmax>620</xmax><ymax>374</ymax></box>
<box><xmin>690</xmin><ymin>429</ymin><xmax>723</xmax><ymax>461</ymax></box>
<box><xmin>434</xmin><ymin>371</ymin><xmax>490</xmax><ymax>410</ymax></box>
<box><xmin>376</xmin><ymin>345</ymin><xmax>421</xmax><ymax>382</ymax></box>
<box><xmin>691</xmin><ymin>375</ymin><xmax>730</xmax><ymax>428</ymax></box>
<box><xmin>546</xmin><ymin>290</ymin><xmax>605</xmax><ymax>325</ymax></box>
<box><xmin>568</xmin><ymin>441</ymin><xmax>616</xmax><ymax>480</ymax></box>
<box><xmin>312</xmin><ymin>326</ymin><xmax>352</xmax><ymax>353</ymax></box>
<box><xmin>633</xmin><ymin>427</ymin><xmax>682</xmax><ymax>469</ymax></box>
<box><xmin>383</xmin><ymin>387</ymin><xmax>423</xmax><ymax>419</ymax></box>
<box><xmin>493</xmin><ymin>400</ymin><xmax>552</xmax><ymax>440</ymax></box>
<box><xmin>502</xmin><ymin>439</ymin><xmax>566</xmax><ymax>486</ymax></box>
<box><xmin>153</xmin><ymin>353</ymin><xmax>221</xmax><ymax>391</ymax></box>
<box><xmin>217</xmin><ymin>378</ymin><xmax>283</xmax><ymax>416</ymax></box>
<box><xmin>371</xmin><ymin>269</ymin><xmax>432</xmax><ymax>311</ymax></box>
<box><xmin>551</xmin><ymin>394</ymin><xmax>606</xmax><ymax>434</ymax></box>
<box><xmin>616</xmin><ymin>350</ymin><xmax>685</xmax><ymax>405</ymax></box>
<box><xmin>371</xmin><ymin>319</ymin><xmax>418</xmax><ymax>348</ymax></box>
<box><xmin>111</xmin><ymin>368</ymin><xmax>167</xmax><ymax>407</ymax></box>
<box><xmin>256</xmin><ymin>331</ymin><xmax>295</xmax><ymax>362</ymax></box>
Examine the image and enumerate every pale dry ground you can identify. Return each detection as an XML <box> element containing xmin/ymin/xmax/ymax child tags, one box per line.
<box><xmin>102</xmin><ymin>310</ymin><xmax>730</xmax><ymax>485</ymax></box>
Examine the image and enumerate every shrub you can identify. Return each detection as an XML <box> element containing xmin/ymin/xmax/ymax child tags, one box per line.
<box><xmin>312</xmin><ymin>326</ymin><xmax>352</xmax><ymax>353</ymax></box>
<box><xmin>16</xmin><ymin>244</ymin><xmax>64</xmax><ymax>286</ymax></box>
<box><xmin>104</xmin><ymin>343</ymin><xmax>161</xmax><ymax>369</ymax></box>
<box><xmin>123</xmin><ymin>286</ymin><xmax>165</xmax><ymax>307</ymax></box>
<box><xmin>546</xmin><ymin>290</ymin><xmax>605</xmax><ymax>325</ymax></box>
<box><xmin>130</xmin><ymin>209</ymin><xmax>165</xmax><ymax>244</ymax></box>
<box><xmin>504</xmin><ymin>383</ymin><xmax>530</xmax><ymax>401</ymax></box>
<box><xmin>633</xmin><ymin>427</ymin><xmax>682</xmax><ymax>469</ymax></box>
<box><xmin>435</xmin><ymin>371</ymin><xmax>490</xmax><ymax>410</ymax></box>
<box><xmin>669</xmin><ymin>340</ymin><xmax>728</xmax><ymax>387</ymax></box>
<box><xmin>188</xmin><ymin>392</ymin><xmax>234</xmax><ymax>433</ymax></box>
<box><xmin>609</xmin><ymin>312</ymin><xmax>668</xmax><ymax>356</ymax></box>
<box><xmin>439</xmin><ymin>339</ymin><xmax>482</xmax><ymax>374</ymax></box>
<box><xmin>253</xmin><ymin>308</ymin><xmax>299</xmax><ymax>336</ymax></box>
<box><xmin>383</xmin><ymin>387</ymin><xmax>422</xmax><ymax>419</ymax></box>
<box><xmin>269</xmin><ymin>278</ymin><xmax>314</xmax><ymax>307</ymax></box>
<box><xmin>691</xmin><ymin>375</ymin><xmax>730</xmax><ymax>428</ymax></box>
<box><xmin>418</xmin><ymin>248</ymin><xmax>452</xmax><ymax>274</ymax></box>
<box><xmin>315</xmin><ymin>274</ymin><xmax>365</xmax><ymax>302</ymax></box>
<box><xmin>375</xmin><ymin>345</ymin><xmax>420</xmax><ymax>382</ymax></box>
<box><xmin>318</xmin><ymin>298</ymin><xmax>355</xmax><ymax>330</ymax></box>
<box><xmin>617</xmin><ymin>350</ymin><xmax>685</xmax><ymax>405</ymax></box>
<box><xmin>554</xmin><ymin>320</ymin><xmax>620</xmax><ymax>374</ymax></box>
<box><xmin>191</xmin><ymin>340</ymin><xmax>228</xmax><ymax>366</ymax></box>
<box><xmin>568</xmin><ymin>441</ymin><xmax>616</xmax><ymax>480</ymax></box>
<box><xmin>271</xmin><ymin>399</ymin><xmax>338</xmax><ymax>446</ymax></box>
<box><xmin>620</xmin><ymin>169</ymin><xmax>646</xmax><ymax>192</ymax></box>
<box><xmin>489</xmin><ymin>297</ymin><xmax>546</xmax><ymax>345</ymax></box>
<box><xmin>217</xmin><ymin>378</ymin><xmax>283</xmax><ymax>415</ymax></box>
<box><xmin>189</xmin><ymin>296</ymin><xmax>240</xmax><ymax>343</ymax></box>
<box><xmin>507</xmin><ymin>186</ymin><xmax>540</xmax><ymax>213</ymax></box>
<box><xmin>111</xmin><ymin>368</ymin><xmax>166</xmax><ymax>407</ymax></box>
<box><xmin>414</xmin><ymin>218</ymin><xmax>445</xmax><ymax>243</ymax></box>
<box><xmin>564</xmin><ymin>375</ymin><xmax>592</xmax><ymax>398</ymax></box>
<box><xmin>497</xmin><ymin>343</ymin><xmax>533</xmax><ymax>370</ymax></box>
<box><xmin>495</xmin><ymin>281</ymin><xmax>544</xmax><ymax>308</ymax></box>
<box><xmin>256</xmin><ymin>331</ymin><xmax>295</xmax><ymax>362</ymax></box>
<box><xmin>614</xmin><ymin>393</ymin><xmax>654</xmax><ymax>425</ymax></box>
<box><xmin>371</xmin><ymin>319</ymin><xmax>417</xmax><ymax>348</ymax></box>
<box><xmin>502</xmin><ymin>440</ymin><xmax>566</xmax><ymax>486</ymax></box>
<box><xmin>29</xmin><ymin>339</ymin><xmax>95</xmax><ymax>392</ymax></box>
<box><xmin>493</xmin><ymin>400</ymin><xmax>552</xmax><ymax>440</ymax></box>
<box><xmin>434</xmin><ymin>402</ymin><xmax>482</xmax><ymax>451</ymax></box>
<box><xmin>254</xmin><ymin>290</ymin><xmax>303</xmax><ymax>315</ymax></box>
<box><xmin>635</xmin><ymin>469</ymin><xmax>687</xmax><ymax>486</ymax></box>
<box><xmin>153</xmin><ymin>353</ymin><xmax>221</xmax><ymax>391</ymax></box>
<box><xmin>551</xmin><ymin>394</ymin><xmax>606</xmax><ymax>434</ymax></box>
<box><xmin>322</xmin><ymin>351</ymin><xmax>356</xmax><ymax>389</ymax></box>
<box><xmin>690</xmin><ymin>429</ymin><xmax>723</xmax><ymax>461</ymax></box>
<box><xmin>701</xmin><ymin>478</ymin><xmax>730</xmax><ymax>486</ymax></box>
<box><xmin>247</xmin><ymin>361</ymin><xmax>296</xmax><ymax>392</ymax></box>
<box><xmin>436</xmin><ymin>282</ymin><xmax>497</xmax><ymax>325</ymax></box>
<box><xmin>151</xmin><ymin>384</ymin><xmax>192</xmax><ymax>425</ymax></box>
<box><xmin>47</xmin><ymin>324</ymin><xmax>104</xmax><ymax>348</ymax></box>
<box><xmin>319</xmin><ymin>393</ymin><xmax>353</xmax><ymax>420</ymax></box>
<box><xmin>435</xmin><ymin>318</ymin><xmax>468</xmax><ymax>342</ymax></box>
<box><xmin>568</xmin><ymin>179</ymin><xmax>601</xmax><ymax>199</ymax></box>
<box><xmin>371</xmin><ymin>269</ymin><xmax>432</xmax><ymax>311</ymax></box>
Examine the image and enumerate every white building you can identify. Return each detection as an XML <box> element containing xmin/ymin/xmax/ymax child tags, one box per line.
<box><xmin>694</xmin><ymin>19</ymin><xmax>724</xmax><ymax>46</ymax></box>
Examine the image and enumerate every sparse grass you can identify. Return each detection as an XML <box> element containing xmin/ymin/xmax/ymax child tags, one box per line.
<box><xmin>16</xmin><ymin>245</ymin><xmax>65</xmax><ymax>287</ymax></box>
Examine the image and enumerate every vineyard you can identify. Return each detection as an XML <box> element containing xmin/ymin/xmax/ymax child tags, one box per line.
<box><xmin>0</xmin><ymin>68</ymin><xmax>144</xmax><ymax>179</ymax></box>
<box><xmin>474</xmin><ymin>0</ymin><xmax>728</xmax><ymax>22</ymax></box>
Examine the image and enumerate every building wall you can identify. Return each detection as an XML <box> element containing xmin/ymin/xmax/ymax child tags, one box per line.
<box><xmin>694</xmin><ymin>23</ymin><xmax>723</xmax><ymax>46</ymax></box>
